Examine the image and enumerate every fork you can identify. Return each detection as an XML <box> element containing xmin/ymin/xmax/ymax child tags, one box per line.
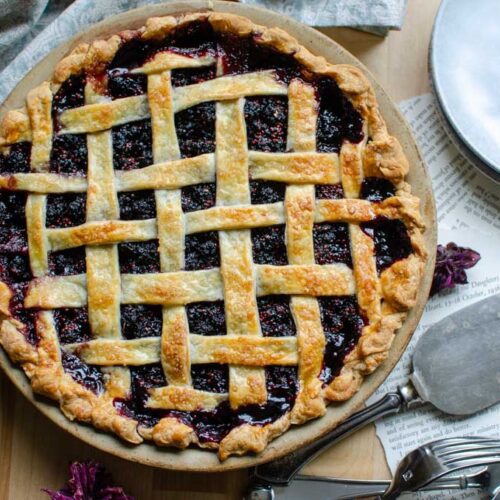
<box><xmin>332</xmin><ymin>463</ymin><xmax>500</xmax><ymax>499</ymax></box>
<box><xmin>246</xmin><ymin>438</ymin><xmax>500</xmax><ymax>499</ymax></box>
<box><xmin>378</xmin><ymin>436</ymin><xmax>500</xmax><ymax>499</ymax></box>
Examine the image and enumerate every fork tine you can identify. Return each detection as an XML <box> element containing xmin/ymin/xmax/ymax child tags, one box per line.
<box><xmin>436</xmin><ymin>442</ymin><xmax>500</xmax><ymax>457</ymax></box>
<box><xmin>378</xmin><ymin>437</ymin><xmax>499</xmax><ymax>498</ymax></box>
<box><xmin>431</xmin><ymin>437</ymin><xmax>500</xmax><ymax>452</ymax></box>
<box><xmin>432</xmin><ymin>440</ymin><xmax>500</xmax><ymax>458</ymax></box>
<box><xmin>441</xmin><ymin>456</ymin><xmax>500</xmax><ymax>471</ymax></box>
<box><xmin>441</xmin><ymin>449</ymin><xmax>500</xmax><ymax>466</ymax></box>
<box><xmin>433</xmin><ymin>443</ymin><xmax>500</xmax><ymax>460</ymax></box>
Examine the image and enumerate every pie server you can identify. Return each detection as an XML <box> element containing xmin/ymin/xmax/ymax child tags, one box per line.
<box><xmin>246</xmin><ymin>294</ymin><xmax>500</xmax><ymax>498</ymax></box>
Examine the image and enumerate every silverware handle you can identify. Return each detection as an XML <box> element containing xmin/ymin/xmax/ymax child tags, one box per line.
<box><xmin>253</xmin><ymin>392</ymin><xmax>406</xmax><ymax>486</ymax></box>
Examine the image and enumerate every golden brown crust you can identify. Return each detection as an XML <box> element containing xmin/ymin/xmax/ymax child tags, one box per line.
<box><xmin>363</xmin><ymin>137</ymin><xmax>410</xmax><ymax>183</ymax></box>
<box><xmin>52</xmin><ymin>43</ymin><xmax>89</xmax><ymax>85</ymax></box>
<box><xmin>0</xmin><ymin>11</ymin><xmax>426</xmax><ymax>461</ymax></box>
<box><xmin>0</xmin><ymin>109</ymin><xmax>31</xmax><ymax>147</ymax></box>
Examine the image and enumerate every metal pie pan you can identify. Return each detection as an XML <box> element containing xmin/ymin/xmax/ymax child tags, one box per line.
<box><xmin>430</xmin><ymin>0</ymin><xmax>500</xmax><ymax>183</ymax></box>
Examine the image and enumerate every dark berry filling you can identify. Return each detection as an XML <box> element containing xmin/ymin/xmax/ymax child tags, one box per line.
<box><xmin>15</xmin><ymin>310</ymin><xmax>38</xmax><ymax>345</ymax></box>
<box><xmin>106</xmin><ymin>21</ymin><xmax>303</xmax><ymax>83</ymax></box>
<box><xmin>51</xmin><ymin>77</ymin><xmax>87</xmax><ymax>177</ymax></box>
<box><xmin>112</xmin><ymin>119</ymin><xmax>153</xmax><ymax>170</ymax></box>
<box><xmin>175</xmin><ymin>102</ymin><xmax>216</xmax><ymax>158</ymax></box>
<box><xmin>257</xmin><ymin>295</ymin><xmax>296</xmax><ymax>337</ymax></box>
<box><xmin>0</xmin><ymin>191</ymin><xmax>27</xmax><ymax>228</ymax></box>
<box><xmin>108</xmin><ymin>69</ymin><xmax>147</xmax><ymax>98</ymax></box>
<box><xmin>8</xmin><ymin>283</ymin><xmax>37</xmax><ymax>345</ymax></box>
<box><xmin>49</xmin><ymin>134</ymin><xmax>88</xmax><ymax>176</ymax></box>
<box><xmin>48</xmin><ymin>247</ymin><xmax>86</xmax><ymax>276</ymax></box>
<box><xmin>0</xmin><ymin>142</ymin><xmax>31</xmax><ymax>174</ymax></box>
<box><xmin>217</xmin><ymin>34</ymin><xmax>254</xmax><ymax>75</ymax></box>
<box><xmin>46</xmin><ymin>193</ymin><xmax>86</xmax><ymax>228</ymax></box>
<box><xmin>0</xmin><ymin>229</ymin><xmax>28</xmax><ymax>254</ymax></box>
<box><xmin>115</xmin><ymin>365</ymin><xmax>298</xmax><ymax>443</ymax></box>
<box><xmin>132</xmin><ymin>364</ymin><xmax>167</xmax><ymax>393</ymax></box>
<box><xmin>191</xmin><ymin>364</ymin><xmax>229</xmax><ymax>393</ymax></box>
<box><xmin>62</xmin><ymin>352</ymin><xmax>104</xmax><ymax>394</ymax></box>
<box><xmin>183</xmin><ymin>366</ymin><xmax>298</xmax><ymax>443</ymax></box>
<box><xmin>184</xmin><ymin>232</ymin><xmax>220</xmax><ymax>270</ymax></box>
<box><xmin>245</xmin><ymin>96</ymin><xmax>288</xmax><ymax>152</ymax></box>
<box><xmin>218</xmin><ymin>33</ymin><xmax>302</xmax><ymax>83</ymax></box>
<box><xmin>52</xmin><ymin>75</ymin><xmax>86</xmax><ymax>118</ymax></box>
<box><xmin>121</xmin><ymin>305</ymin><xmax>163</xmax><ymax>339</ymax></box>
<box><xmin>170</xmin><ymin>405</ymin><xmax>233</xmax><ymax>443</ymax></box>
<box><xmin>181</xmin><ymin>183</ymin><xmax>216</xmax><ymax>212</ymax></box>
<box><xmin>360</xmin><ymin>217</ymin><xmax>412</xmax><ymax>272</ymax></box>
<box><xmin>251</xmin><ymin>225</ymin><xmax>287</xmax><ymax>266</ymax></box>
<box><xmin>118</xmin><ymin>241</ymin><xmax>160</xmax><ymax>274</ymax></box>
<box><xmin>316</xmin><ymin>77</ymin><xmax>364</xmax><ymax>153</ymax></box>
<box><xmin>53</xmin><ymin>308</ymin><xmax>91</xmax><ymax>344</ymax></box>
<box><xmin>0</xmin><ymin>192</ymin><xmax>28</xmax><ymax>260</ymax></box>
<box><xmin>313</xmin><ymin>222</ymin><xmax>352</xmax><ymax>266</ymax></box>
<box><xmin>315</xmin><ymin>183</ymin><xmax>344</xmax><ymax>200</ymax></box>
<box><xmin>114</xmin><ymin>364</ymin><xmax>167</xmax><ymax>428</ymax></box>
<box><xmin>250</xmin><ymin>180</ymin><xmax>285</xmax><ymax>204</ymax></box>
<box><xmin>118</xmin><ymin>191</ymin><xmax>156</xmax><ymax>220</ymax></box>
<box><xmin>109</xmin><ymin>23</ymin><xmax>217</xmax><ymax>74</ymax></box>
<box><xmin>0</xmin><ymin>254</ymin><xmax>31</xmax><ymax>282</ymax></box>
<box><xmin>319</xmin><ymin>296</ymin><xmax>366</xmax><ymax>384</ymax></box>
<box><xmin>171</xmin><ymin>66</ymin><xmax>216</xmax><ymax>87</ymax></box>
<box><xmin>162</xmin><ymin>20</ymin><xmax>217</xmax><ymax>57</ymax></box>
<box><xmin>186</xmin><ymin>301</ymin><xmax>226</xmax><ymax>335</ymax></box>
<box><xmin>360</xmin><ymin>177</ymin><xmax>396</xmax><ymax>202</ymax></box>
<box><xmin>108</xmin><ymin>38</ymin><xmax>153</xmax><ymax>72</ymax></box>
<box><xmin>236</xmin><ymin>366</ymin><xmax>298</xmax><ymax>427</ymax></box>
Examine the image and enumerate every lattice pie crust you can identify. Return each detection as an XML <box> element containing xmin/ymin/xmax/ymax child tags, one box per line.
<box><xmin>0</xmin><ymin>12</ymin><xmax>426</xmax><ymax>460</ymax></box>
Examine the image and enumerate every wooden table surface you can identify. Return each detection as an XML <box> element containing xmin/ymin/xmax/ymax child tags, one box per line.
<box><xmin>0</xmin><ymin>1</ymin><xmax>440</xmax><ymax>498</ymax></box>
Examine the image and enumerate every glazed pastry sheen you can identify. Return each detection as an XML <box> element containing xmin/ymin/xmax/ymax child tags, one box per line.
<box><xmin>0</xmin><ymin>12</ymin><xmax>426</xmax><ymax>460</ymax></box>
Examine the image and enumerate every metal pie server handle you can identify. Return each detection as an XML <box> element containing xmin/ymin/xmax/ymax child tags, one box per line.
<box><xmin>251</xmin><ymin>384</ymin><xmax>419</xmax><ymax>487</ymax></box>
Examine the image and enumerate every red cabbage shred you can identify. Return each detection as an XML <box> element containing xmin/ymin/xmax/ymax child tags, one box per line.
<box><xmin>43</xmin><ymin>461</ymin><xmax>133</xmax><ymax>500</ymax></box>
<box><xmin>431</xmin><ymin>242</ymin><xmax>481</xmax><ymax>296</ymax></box>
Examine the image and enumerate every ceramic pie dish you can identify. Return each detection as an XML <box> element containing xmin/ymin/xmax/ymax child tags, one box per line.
<box><xmin>0</xmin><ymin>0</ymin><xmax>436</xmax><ymax>471</ymax></box>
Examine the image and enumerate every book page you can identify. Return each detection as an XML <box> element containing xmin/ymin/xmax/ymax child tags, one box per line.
<box><xmin>370</xmin><ymin>94</ymin><xmax>500</xmax><ymax>499</ymax></box>
<box><xmin>399</xmin><ymin>94</ymin><xmax>500</xmax><ymax>233</ymax></box>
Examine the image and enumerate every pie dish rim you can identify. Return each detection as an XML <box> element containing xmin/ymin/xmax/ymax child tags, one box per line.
<box><xmin>0</xmin><ymin>0</ymin><xmax>436</xmax><ymax>471</ymax></box>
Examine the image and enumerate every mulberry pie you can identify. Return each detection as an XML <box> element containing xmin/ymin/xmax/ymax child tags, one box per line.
<box><xmin>0</xmin><ymin>12</ymin><xmax>426</xmax><ymax>460</ymax></box>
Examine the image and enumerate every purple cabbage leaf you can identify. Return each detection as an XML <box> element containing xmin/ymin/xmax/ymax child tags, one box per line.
<box><xmin>431</xmin><ymin>242</ymin><xmax>481</xmax><ymax>296</ymax></box>
<box><xmin>43</xmin><ymin>461</ymin><xmax>134</xmax><ymax>500</ymax></box>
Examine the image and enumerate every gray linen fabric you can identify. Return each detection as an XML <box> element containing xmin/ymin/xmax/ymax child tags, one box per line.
<box><xmin>239</xmin><ymin>0</ymin><xmax>408</xmax><ymax>32</ymax></box>
<box><xmin>0</xmin><ymin>0</ymin><xmax>73</xmax><ymax>71</ymax></box>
